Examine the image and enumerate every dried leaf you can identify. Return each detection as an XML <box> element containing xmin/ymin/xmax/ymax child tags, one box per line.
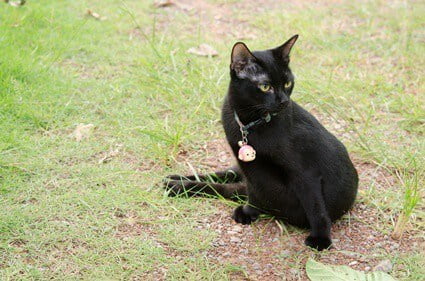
<box><xmin>72</xmin><ymin>123</ymin><xmax>94</xmax><ymax>142</ymax></box>
<box><xmin>187</xmin><ymin>44</ymin><xmax>218</xmax><ymax>57</ymax></box>
<box><xmin>7</xmin><ymin>0</ymin><xmax>26</xmax><ymax>7</ymax></box>
<box><xmin>154</xmin><ymin>0</ymin><xmax>174</xmax><ymax>8</ymax></box>
<box><xmin>86</xmin><ymin>9</ymin><xmax>107</xmax><ymax>21</ymax></box>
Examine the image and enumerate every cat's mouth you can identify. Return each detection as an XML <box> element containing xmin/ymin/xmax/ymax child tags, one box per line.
<box><xmin>269</xmin><ymin>102</ymin><xmax>290</xmax><ymax>114</ymax></box>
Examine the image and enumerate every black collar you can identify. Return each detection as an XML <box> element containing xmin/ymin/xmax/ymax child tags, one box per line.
<box><xmin>233</xmin><ymin>111</ymin><xmax>276</xmax><ymax>134</ymax></box>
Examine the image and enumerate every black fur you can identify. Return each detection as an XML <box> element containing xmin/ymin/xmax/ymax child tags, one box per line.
<box><xmin>164</xmin><ymin>35</ymin><xmax>358</xmax><ymax>251</ymax></box>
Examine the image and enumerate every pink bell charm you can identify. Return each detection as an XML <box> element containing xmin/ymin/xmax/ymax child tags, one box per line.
<box><xmin>238</xmin><ymin>144</ymin><xmax>256</xmax><ymax>162</ymax></box>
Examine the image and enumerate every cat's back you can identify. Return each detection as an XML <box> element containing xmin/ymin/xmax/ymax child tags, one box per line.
<box><xmin>290</xmin><ymin>102</ymin><xmax>346</xmax><ymax>150</ymax></box>
<box><xmin>290</xmin><ymin>101</ymin><xmax>358</xmax><ymax>183</ymax></box>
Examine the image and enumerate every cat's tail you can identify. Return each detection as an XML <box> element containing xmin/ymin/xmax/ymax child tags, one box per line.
<box><xmin>163</xmin><ymin>167</ymin><xmax>247</xmax><ymax>201</ymax></box>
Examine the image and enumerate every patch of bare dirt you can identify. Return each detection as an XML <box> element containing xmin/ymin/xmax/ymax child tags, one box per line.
<box><xmin>150</xmin><ymin>0</ymin><xmax>356</xmax><ymax>43</ymax></box>
<box><xmin>197</xmin><ymin>199</ymin><xmax>421</xmax><ymax>280</ymax></box>
<box><xmin>150</xmin><ymin>0</ymin><xmax>269</xmax><ymax>41</ymax></box>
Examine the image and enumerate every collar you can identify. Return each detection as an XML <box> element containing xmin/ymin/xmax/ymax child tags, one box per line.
<box><xmin>234</xmin><ymin>111</ymin><xmax>276</xmax><ymax>134</ymax></box>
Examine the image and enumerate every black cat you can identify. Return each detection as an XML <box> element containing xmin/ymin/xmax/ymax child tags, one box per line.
<box><xmin>164</xmin><ymin>35</ymin><xmax>358</xmax><ymax>251</ymax></box>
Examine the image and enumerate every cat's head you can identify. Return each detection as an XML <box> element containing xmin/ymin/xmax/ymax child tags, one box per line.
<box><xmin>228</xmin><ymin>35</ymin><xmax>298</xmax><ymax>117</ymax></box>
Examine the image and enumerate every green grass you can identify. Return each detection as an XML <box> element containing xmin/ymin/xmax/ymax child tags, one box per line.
<box><xmin>0</xmin><ymin>0</ymin><xmax>424</xmax><ymax>280</ymax></box>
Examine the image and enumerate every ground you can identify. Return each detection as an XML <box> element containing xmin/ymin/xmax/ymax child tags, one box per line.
<box><xmin>0</xmin><ymin>0</ymin><xmax>424</xmax><ymax>280</ymax></box>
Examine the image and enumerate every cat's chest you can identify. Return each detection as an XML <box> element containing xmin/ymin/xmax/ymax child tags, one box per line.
<box><xmin>228</xmin><ymin>126</ymin><xmax>289</xmax><ymax>161</ymax></box>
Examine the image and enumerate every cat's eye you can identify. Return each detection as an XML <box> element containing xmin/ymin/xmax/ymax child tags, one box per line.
<box><xmin>284</xmin><ymin>81</ymin><xmax>292</xmax><ymax>88</ymax></box>
<box><xmin>259</xmin><ymin>83</ymin><xmax>271</xmax><ymax>92</ymax></box>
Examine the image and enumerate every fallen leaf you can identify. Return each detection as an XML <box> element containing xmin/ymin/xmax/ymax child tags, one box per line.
<box><xmin>7</xmin><ymin>0</ymin><xmax>26</xmax><ymax>7</ymax></box>
<box><xmin>72</xmin><ymin>123</ymin><xmax>94</xmax><ymax>142</ymax></box>
<box><xmin>187</xmin><ymin>44</ymin><xmax>218</xmax><ymax>57</ymax></box>
<box><xmin>86</xmin><ymin>9</ymin><xmax>107</xmax><ymax>21</ymax></box>
<box><xmin>306</xmin><ymin>259</ymin><xmax>397</xmax><ymax>281</ymax></box>
<box><xmin>154</xmin><ymin>0</ymin><xmax>174</xmax><ymax>8</ymax></box>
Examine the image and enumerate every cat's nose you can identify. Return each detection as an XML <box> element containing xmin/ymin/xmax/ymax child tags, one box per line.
<box><xmin>280</xmin><ymin>99</ymin><xmax>289</xmax><ymax>107</ymax></box>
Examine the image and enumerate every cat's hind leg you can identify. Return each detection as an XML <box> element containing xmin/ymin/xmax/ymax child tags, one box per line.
<box><xmin>164</xmin><ymin>179</ymin><xmax>247</xmax><ymax>201</ymax></box>
<box><xmin>291</xmin><ymin>170</ymin><xmax>332</xmax><ymax>251</ymax></box>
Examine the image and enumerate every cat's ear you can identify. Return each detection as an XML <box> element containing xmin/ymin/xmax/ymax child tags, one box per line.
<box><xmin>274</xmin><ymin>34</ymin><xmax>299</xmax><ymax>64</ymax></box>
<box><xmin>230</xmin><ymin>42</ymin><xmax>256</xmax><ymax>75</ymax></box>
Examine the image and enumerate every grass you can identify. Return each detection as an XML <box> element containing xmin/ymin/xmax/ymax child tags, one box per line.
<box><xmin>392</xmin><ymin>159</ymin><xmax>422</xmax><ymax>240</ymax></box>
<box><xmin>0</xmin><ymin>0</ymin><xmax>424</xmax><ymax>280</ymax></box>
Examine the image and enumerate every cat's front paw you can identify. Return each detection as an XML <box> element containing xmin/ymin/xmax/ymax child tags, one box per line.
<box><xmin>232</xmin><ymin>205</ymin><xmax>258</xmax><ymax>225</ymax></box>
<box><xmin>305</xmin><ymin>235</ymin><xmax>332</xmax><ymax>251</ymax></box>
